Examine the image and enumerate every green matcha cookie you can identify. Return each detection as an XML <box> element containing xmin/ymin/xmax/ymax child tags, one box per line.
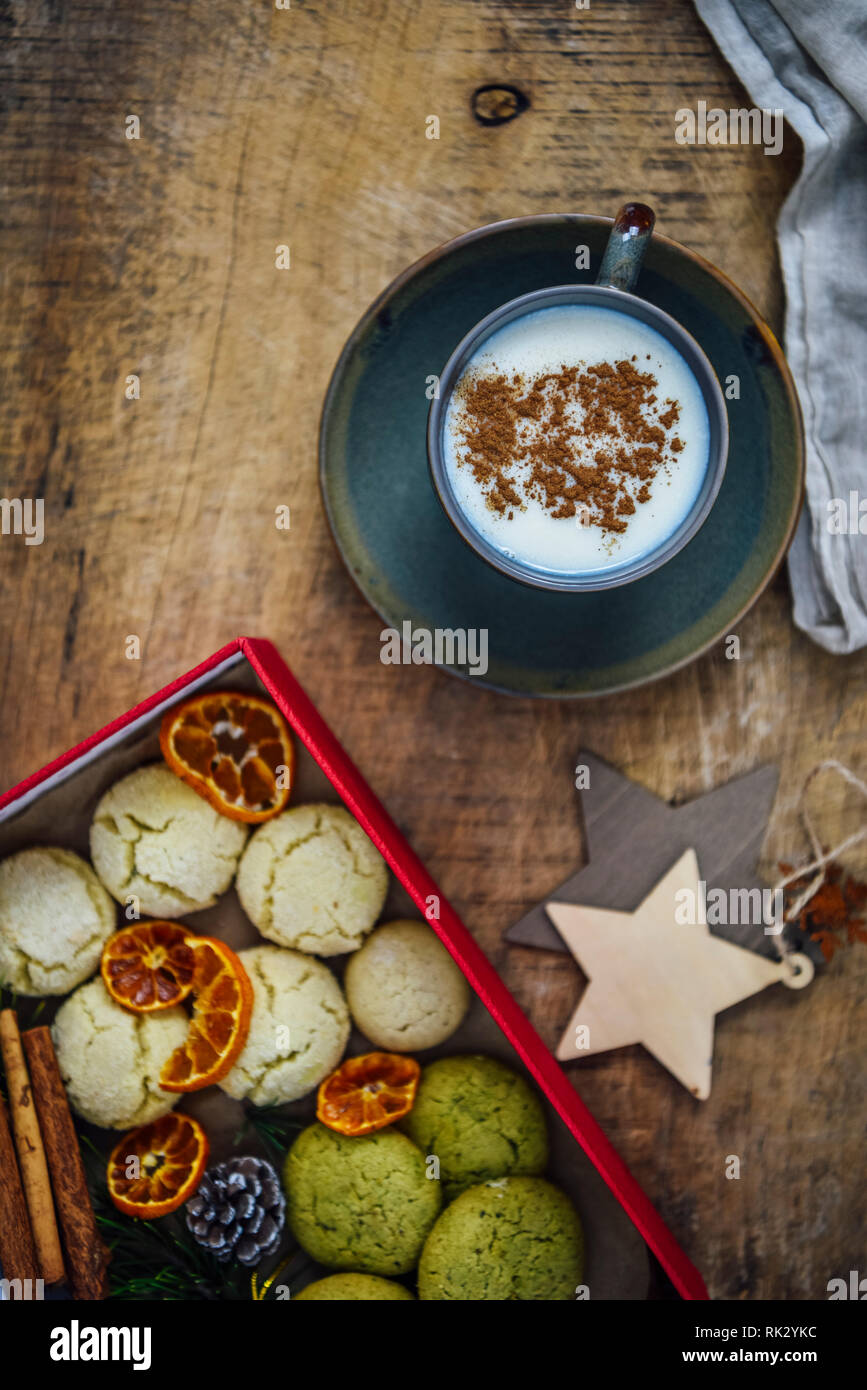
<box><xmin>294</xmin><ymin>1273</ymin><xmax>414</xmax><ymax>1301</ymax></box>
<box><xmin>284</xmin><ymin>1123</ymin><xmax>441</xmax><ymax>1277</ymax></box>
<box><xmin>403</xmin><ymin>1054</ymin><xmax>548</xmax><ymax>1198</ymax></box>
<box><xmin>418</xmin><ymin>1177</ymin><xmax>584</xmax><ymax>1300</ymax></box>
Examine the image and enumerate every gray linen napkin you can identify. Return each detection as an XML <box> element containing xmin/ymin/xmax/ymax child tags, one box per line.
<box><xmin>694</xmin><ymin>0</ymin><xmax>867</xmax><ymax>653</ymax></box>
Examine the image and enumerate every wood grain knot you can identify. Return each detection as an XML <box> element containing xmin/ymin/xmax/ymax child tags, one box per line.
<box><xmin>471</xmin><ymin>84</ymin><xmax>529</xmax><ymax>126</ymax></box>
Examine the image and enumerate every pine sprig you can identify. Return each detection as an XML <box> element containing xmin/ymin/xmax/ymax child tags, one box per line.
<box><xmin>233</xmin><ymin>1103</ymin><xmax>304</xmax><ymax>1162</ymax></box>
<box><xmin>83</xmin><ymin>1139</ymin><xmax>253</xmax><ymax>1301</ymax></box>
<box><xmin>0</xmin><ymin>978</ymin><xmax>47</xmax><ymax>1023</ymax></box>
<box><xmin>95</xmin><ymin>1208</ymin><xmax>251</xmax><ymax>1301</ymax></box>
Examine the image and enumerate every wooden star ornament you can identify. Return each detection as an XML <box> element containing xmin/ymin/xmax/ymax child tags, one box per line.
<box><xmin>507</xmin><ymin>751</ymin><xmax>784</xmax><ymax>958</ymax></box>
<box><xmin>547</xmin><ymin>848</ymin><xmax>813</xmax><ymax>1100</ymax></box>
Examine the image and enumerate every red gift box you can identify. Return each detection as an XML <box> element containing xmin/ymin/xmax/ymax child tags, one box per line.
<box><xmin>0</xmin><ymin>636</ymin><xmax>708</xmax><ymax>1300</ymax></box>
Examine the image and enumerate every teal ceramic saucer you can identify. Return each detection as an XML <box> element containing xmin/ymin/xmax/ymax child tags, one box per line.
<box><xmin>319</xmin><ymin>215</ymin><xmax>804</xmax><ymax>697</ymax></box>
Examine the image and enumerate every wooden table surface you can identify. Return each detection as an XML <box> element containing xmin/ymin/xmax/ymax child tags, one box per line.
<box><xmin>1</xmin><ymin>0</ymin><xmax>865</xmax><ymax>1300</ymax></box>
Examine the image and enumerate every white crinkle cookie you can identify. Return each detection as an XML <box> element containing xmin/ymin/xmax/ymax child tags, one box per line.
<box><xmin>236</xmin><ymin>803</ymin><xmax>388</xmax><ymax>956</ymax></box>
<box><xmin>345</xmin><ymin>919</ymin><xmax>471</xmax><ymax>1051</ymax></box>
<box><xmin>52</xmin><ymin>977</ymin><xmax>188</xmax><ymax>1129</ymax></box>
<box><xmin>90</xmin><ymin>764</ymin><xmax>248</xmax><ymax>918</ymax></box>
<box><xmin>0</xmin><ymin>847</ymin><xmax>117</xmax><ymax>996</ymax></box>
<box><xmin>220</xmin><ymin>944</ymin><xmax>350</xmax><ymax>1106</ymax></box>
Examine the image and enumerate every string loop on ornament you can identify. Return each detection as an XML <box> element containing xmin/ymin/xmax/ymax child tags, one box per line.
<box><xmin>771</xmin><ymin>759</ymin><xmax>867</xmax><ymax>940</ymax></box>
<box><xmin>778</xmin><ymin>951</ymin><xmax>815</xmax><ymax>989</ymax></box>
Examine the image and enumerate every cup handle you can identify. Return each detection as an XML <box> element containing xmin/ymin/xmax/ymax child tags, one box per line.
<box><xmin>596</xmin><ymin>202</ymin><xmax>656</xmax><ymax>294</ymax></box>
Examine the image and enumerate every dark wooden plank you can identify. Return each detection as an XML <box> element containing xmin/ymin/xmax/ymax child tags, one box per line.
<box><xmin>0</xmin><ymin>0</ymin><xmax>863</xmax><ymax>1301</ymax></box>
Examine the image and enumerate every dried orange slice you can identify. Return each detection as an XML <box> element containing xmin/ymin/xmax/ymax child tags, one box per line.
<box><xmin>160</xmin><ymin>690</ymin><xmax>294</xmax><ymax>823</ymax></box>
<box><xmin>107</xmin><ymin>1113</ymin><xmax>209</xmax><ymax>1219</ymax></box>
<box><xmin>317</xmin><ymin>1052</ymin><xmax>421</xmax><ymax>1136</ymax></box>
<box><xmin>101</xmin><ymin>921</ymin><xmax>196</xmax><ymax>1013</ymax></box>
<box><xmin>159</xmin><ymin>937</ymin><xmax>253</xmax><ymax>1093</ymax></box>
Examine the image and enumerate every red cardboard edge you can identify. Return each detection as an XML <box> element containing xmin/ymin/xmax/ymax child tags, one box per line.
<box><xmin>240</xmin><ymin>638</ymin><xmax>709</xmax><ymax>1301</ymax></box>
<box><xmin>0</xmin><ymin>641</ymin><xmax>244</xmax><ymax>813</ymax></box>
<box><xmin>0</xmin><ymin>635</ymin><xmax>708</xmax><ymax>1301</ymax></box>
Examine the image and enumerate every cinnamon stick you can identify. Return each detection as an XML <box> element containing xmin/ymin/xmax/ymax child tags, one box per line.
<box><xmin>0</xmin><ymin>1010</ymin><xmax>65</xmax><ymax>1284</ymax></box>
<box><xmin>0</xmin><ymin>1087</ymin><xmax>40</xmax><ymax>1286</ymax></box>
<box><xmin>22</xmin><ymin>1026</ymin><xmax>110</xmax><ymax>1300</ymax></box>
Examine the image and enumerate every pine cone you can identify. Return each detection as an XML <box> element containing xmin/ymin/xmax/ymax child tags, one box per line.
<box><xmin>185</xmin><ymin>1156</ymin><xmax>286</xmax><ymax>1267</ymax></box>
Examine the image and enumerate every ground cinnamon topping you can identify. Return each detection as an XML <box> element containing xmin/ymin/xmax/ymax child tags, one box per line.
<box><xmin>452</xmin><ymin>357</ymin><xmax>685</xmax><ymax>536</ymax></box>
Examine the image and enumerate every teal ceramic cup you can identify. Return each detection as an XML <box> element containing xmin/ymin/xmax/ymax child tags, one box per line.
<box><xmin>427</xmin><ymin>203</ymin><xmax>729</xmax><ymax>593</ymax></box>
